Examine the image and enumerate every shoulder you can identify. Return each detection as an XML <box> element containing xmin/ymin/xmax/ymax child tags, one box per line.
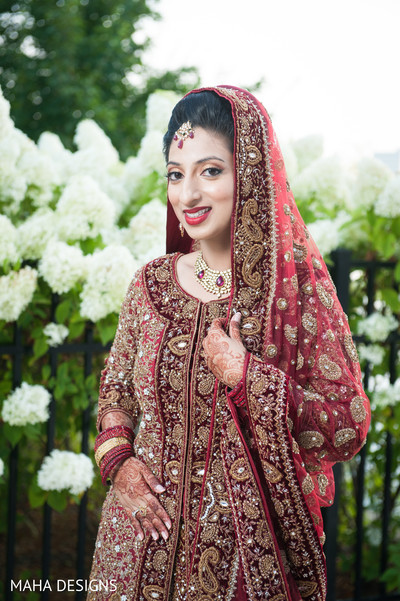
<box><xmin>142</xmin><ymin>252</ymin><xmax>180</xmax><ymax>279</ymax></box>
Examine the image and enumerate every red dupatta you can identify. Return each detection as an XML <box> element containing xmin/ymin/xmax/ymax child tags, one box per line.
<box><xmin>166</xmin><ymin>86</ymin><xmax>370</xmax><ymax>601</ymax></box>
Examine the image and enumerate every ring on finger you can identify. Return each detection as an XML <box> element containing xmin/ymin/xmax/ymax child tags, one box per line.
<box><xmin>132</xmin><ymin>505</ymin><xmax>147</xmax><ymax>519</ymax></box>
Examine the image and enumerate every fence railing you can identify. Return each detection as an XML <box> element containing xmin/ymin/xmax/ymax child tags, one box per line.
<box><xmin>1</xmin><ymin>249</ymin><xmax>400</xmax><ymax>601</ymax></box>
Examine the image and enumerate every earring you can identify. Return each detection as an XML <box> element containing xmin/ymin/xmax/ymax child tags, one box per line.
<box><xmin>179</xmin><ymin>223</ymin><xmax>185</xmax><ymax>237</ymax></box>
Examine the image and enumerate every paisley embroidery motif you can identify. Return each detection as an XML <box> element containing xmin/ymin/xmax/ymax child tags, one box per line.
<box><xmin>316</xmin><ymin>281</ymin><xmax>334</xmax><ymax>309</ymax></box>
<box><xmin>242</xmin><ymin>244</ymin><xmax>263</xmax><ymax>288</ymax></box>
<box><xmin>167</xmin><ymin>335</ymin><xmax>190</xmax><ymax>356</ymax></box>
<box><xmin>199</xmin><ymin>548</ymin><xmax>220</xmax><ymax>594</ymax></box>
<box><xmin>350</xmin><ymin>396</ymin><xmax>367</xmax><ymax>422</ymax></box>
<box><xmin>284</xmin><ymin>324</ymin><xmax>298</xmax><ymax>345</ymax></box>
<box><xmin>230</xmin><ymin>457</ymin><xmax>250</xmax><ymax>481</ymax></box>
<box><xmin>344</xmin><ymin>334</ymin><xmax>359</xmax><ymax>362</ymax></box>
<box><xmin>318</xmin><ymin>355</ymin><xmax>342</xmax><ymax>380</ymax></box>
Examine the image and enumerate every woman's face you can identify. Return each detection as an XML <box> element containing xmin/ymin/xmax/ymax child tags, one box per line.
<box><xmin>167</xmin><ymin>127</ymin><xmax>234</xmax><ymax>248</ymax></box>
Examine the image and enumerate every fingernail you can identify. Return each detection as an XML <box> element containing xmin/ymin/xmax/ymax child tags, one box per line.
<box><xmin>138</xmin><ymin>533</ymin><xmax>144</xmax><ymax>541</ymax></box>
<box><xmin>233</xmin><ymin>312</ymin><xmax>241</xmax><ymax>321</ymax></box>
<box><xmin>155</xmin><ymin>485</ymin><xmax>166</xmax><ymax>493</ymax></box>
<box><xmin>167</xmin><ymin>522</ymin><xmax>172</xmax><ymax>530</ymax></box>
<box><xmin>162</xmin><ymin>531</ymin><xmax>168</xmax><ymax>541</ymax></box>
<box><xmin>152</xmin><ymin>532</ymin><xmax>159</xmax><ymax>541</ymax></box>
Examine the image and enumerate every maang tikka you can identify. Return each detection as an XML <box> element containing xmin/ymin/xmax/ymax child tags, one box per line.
<box><xmin>174</xmin><ymin>121</ymin><xmax>194</xmax><ymax>148</ymax></box>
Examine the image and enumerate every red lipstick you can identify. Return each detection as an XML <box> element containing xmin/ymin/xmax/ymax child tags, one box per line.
<box><xmin>184</xmin><ymin>207</ymin><xmax>211</xmax><ymax>225</ymax></box>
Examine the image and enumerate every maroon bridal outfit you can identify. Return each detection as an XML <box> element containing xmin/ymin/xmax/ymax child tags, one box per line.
<box><xmin>88</xmin><ymin>87</ymin><xmax>370</xmax><ymax>601</ymax></box>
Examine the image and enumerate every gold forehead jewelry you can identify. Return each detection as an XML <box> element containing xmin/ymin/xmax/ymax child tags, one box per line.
<box><xmin>174</xmin><ymin>121</ymin><xmax>194</xmax><ymax>148</ymax></box>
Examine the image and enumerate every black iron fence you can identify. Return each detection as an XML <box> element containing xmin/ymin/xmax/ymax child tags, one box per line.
<box><xmin>1</xmin><ymin>249</ymin><xmax>400</xmax><ymax>601</ymax></box>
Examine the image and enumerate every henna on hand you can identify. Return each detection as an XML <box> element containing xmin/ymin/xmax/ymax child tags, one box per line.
<box><xmin>203</xmin><ymin>313</ymin><xmax>247</xmax><ymax>388</ymax></box>
<box><xmin>113</xmin><ymin>457</ymin><xmax>171</xmax><ymax>542</ymax></box>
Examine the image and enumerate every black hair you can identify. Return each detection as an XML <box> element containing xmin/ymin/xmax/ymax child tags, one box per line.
<box><xmin>163</xmin><ymin>91</ymin><xmax>234</xmax><ymax>161</ymax></box>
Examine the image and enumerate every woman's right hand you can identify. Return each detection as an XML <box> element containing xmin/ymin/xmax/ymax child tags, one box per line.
<box><xmin>112</xmin><ymin>456</ymin><xmax>172</xmax><ymax>542</ymax></box>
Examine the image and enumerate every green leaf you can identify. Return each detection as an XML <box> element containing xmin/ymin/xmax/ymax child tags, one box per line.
<box><xmin>55</xmin><ymin>299</ymin><xmax>72</xmax><ymax>324</ymax></box>
<box><xmin>68</xmin><ymin>320</ymin><xmax>85</xmax><ymax>339</ymax></box>
<box><xmin>33</xmin><ymin>337</ymin><xmax>49</xmax><ymax>360</ymax></box>
<box><xmin>28</xmin><ymin>478</ymin><xmax>47</xmax><ymax>508</ymax></box>
<box><xmin>98</xmin><ymin>322</ymin><xmax>117</xmax><ymax>345</ymax></box>
<box><xmin>379</xmin><ymin>288</ymin><xmax>400</xmax><ymax>313</ymax></box>
<box><xmin>47</xmin><ymin>490</ymin><xmax>68</xmax><ymax>512</ymax></box>
<box><xmin>3</xmin><ymin>423</ymin><xmax>24</xmax><ymax>446</ymax></box>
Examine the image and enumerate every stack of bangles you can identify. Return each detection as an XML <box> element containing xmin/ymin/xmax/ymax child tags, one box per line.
<box><xmin>94</xmin><ymin>425</ymin><xmax>135</xmax><ymax>485</ymax></box>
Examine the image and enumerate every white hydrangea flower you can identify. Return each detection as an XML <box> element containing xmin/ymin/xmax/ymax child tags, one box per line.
<box><xmin>39</xmin><ymin>240</ymin><xmax>87</xmax><ymax>294</ymax></box>
<box><xmin>18</xmin><ymin>146</ymin><xmax>61</xmax><ymax>208</ymax></box>
<box><xmin>122</xmin><ymin>198</ymin><xmax>167</xmax><ymax>263</ymax></box>
<box><xmin>122</xmin><ymin>156</ymin><xmax>143</xmax><ymax>198</ymax></box>
<box><xmin>0</xmin><ymin>267</ymin><xmax>37</xmax><ymax>322</ymax></box>
<box><xmin>292</xmin><ymin>155</ymin><xmax>350</xmax><ymax>211</ymax></box>
<box><xmin>291</xmin><ymin>135</ymin><xmax>324</xmax><ymax>172</ymax></box>
<box><xmin>307</xmin><ymin>211</ymin><xmax>349</xmax><ymax>257</ymax></box>
<box><xmin>37</xmin><ymin>131</ymin><xmax>73</xmax><ymax>184</ymax></box>
<box><xmin>37</xmin><ymin>449</ymin><xmax>94</xmax><ymax>495</ymax></box>
<box><xmin>0</xmin><ymin>457</ymin><xmax>4</xmax><ymax>478</ymax></box>
<box><xmin>1</xmin><ymin>382</ymin><xmax>51</xmax><ymax>426</ymax></box>
<box><xmin>74</xmin><ymin>119</ymin><xmax>119</xmax><ymax>164</ymax></box>
<box><xmin>0</xmin><ymin>160</ymin><xmax>28</xmax><ymax>215</ymax></box>
<box><xmin>80</xmin><ymin>245</ymin><xmax>138</xmax><ymax>322</ymax></box>
<box><xmin>43</xmin><ymin>323</ymin><xmax>69</xmax><ymax>347</ymax></box>
<box><xmin>357</xmin><ymin>312</ymin><xmax>398</xmax><ymax>343</ymax></box>
<box><xmin>357</xmin><ymin>344</ymin><xmax>385</xmax><ymax>366</ymax></box>
<box><xmin>17</xmin><ymin>209</ymin><xmax>58</xmax><ymax>261</ymax></box>
<box><xmin>370</xmin><ymin>374</ymin><xmax>400</xmax><ymax>409</ymax></box>
<box><xmin>351</xmin><ymin>157</ymin><xmax>393</xmax><ymax>211</ymax></box>
<box><xmin>55</xmin><ymin>175</ymin><xmax>116</xmax><ymax>241</ymax></box>
<box><xmin>0</xmin><ymin>215</ymin><xmax>19</xmax><ymax>264</ymax></box>
<box><xmin>136</xmin><ymin>130</ymin><xmax>166</xmax><ymax>177</ymax></box>
<box><xmin>145</xmin><ymin>91</ymin><xmax>179</xmax><ymax>133</ymax></box>
<box><xmin>375</xmin><ymin>176</ymin><xmax>400</xmax><ymax>218</ymax></box>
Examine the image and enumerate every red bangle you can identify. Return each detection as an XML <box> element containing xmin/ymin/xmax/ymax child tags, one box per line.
<box><xmin>94</xmin><ymin>425</ymin><xmax>134</xmax><ymax>452</ymax></box>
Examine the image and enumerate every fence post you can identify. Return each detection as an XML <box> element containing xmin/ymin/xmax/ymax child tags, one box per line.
<box><xmin>324</xmin><ymin>248</ymin><xmax>352</xmax><ymax>601</ymax></box>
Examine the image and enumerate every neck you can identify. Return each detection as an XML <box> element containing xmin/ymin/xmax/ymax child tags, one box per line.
<box><xmin>199</xmin><ymin>238</ymin><xmax>231</xmax><ymax>271</ymax></box>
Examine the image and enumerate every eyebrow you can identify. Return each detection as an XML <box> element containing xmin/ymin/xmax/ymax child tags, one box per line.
<box><xmin>166</xmin><ymin>156</ymin><xmax>226</xmax><ymax>167</ymax></box>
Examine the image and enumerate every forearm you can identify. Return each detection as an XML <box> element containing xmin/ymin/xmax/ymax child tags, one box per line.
<box><xmin>100</xmin><ymin>409</ymin><xmax>135</xmax><ymax>431</ymax></box>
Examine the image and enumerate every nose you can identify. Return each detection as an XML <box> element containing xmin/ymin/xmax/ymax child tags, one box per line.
<box><xmin>180</xmin><ymin>174</ymin><xmax>201</xmax><ymax>205</ymax></box>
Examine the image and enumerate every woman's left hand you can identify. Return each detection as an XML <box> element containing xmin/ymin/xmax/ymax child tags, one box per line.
<box><xmin>203</xmin><ymin>312</ymin><xmax>247</xmax><ymax>388</ymax></box>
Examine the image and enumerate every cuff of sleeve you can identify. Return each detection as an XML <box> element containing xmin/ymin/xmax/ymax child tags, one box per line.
<box><xmin>227</xmin><ymin>352</ymin><xmax>250</xmax><ymax>407</ymax></box>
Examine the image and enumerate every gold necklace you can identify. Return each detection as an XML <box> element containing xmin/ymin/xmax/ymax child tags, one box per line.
<box><xmin>194</xmin><ymin>252</ymin><xmax>232</xmax><ymax>298</ymax></box>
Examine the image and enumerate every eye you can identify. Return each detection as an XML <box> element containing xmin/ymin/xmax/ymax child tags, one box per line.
<box><xmin>203</xmin><ymin>167</ymin><xmax>222</xmax><ymax>177</ymax></box>
<box><xmin>166</xmin><ymin>171</ymin><xmax>183</xmax><ymax>182</ymax></box>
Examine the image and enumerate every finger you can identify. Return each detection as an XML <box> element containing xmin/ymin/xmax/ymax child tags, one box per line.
<box><xmin>130</xmin><ymin>514</ymin><xmax>145</xmax><ymax>540</ymax></box>
<box><xmin>141</xmin><ymin>464</ymin><xmax>166</xmax><ymax>494</ymax></box>
<box><xmin>229</xmin><ymin>312</ymin><xmax>242</xmax><ymax>342</ymax></box>
<box><xmin>209</xmin><ymin>317</ymin><xmax>225</xmax><ymax>332</ymax></box>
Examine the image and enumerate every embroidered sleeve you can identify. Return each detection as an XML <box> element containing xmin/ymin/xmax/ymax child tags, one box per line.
<box><xmin>240</xmin><ymin>271</ymin><xmax>371</xmax><ymax>508</ymax></box>
<box><xmin>96</xmin><ymin>268</ymin><xmax>144</xmax><ymax>431</ymax></box>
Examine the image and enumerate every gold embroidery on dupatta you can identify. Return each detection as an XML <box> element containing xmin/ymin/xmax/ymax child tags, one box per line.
<box><xmin>350</xmin><ymin>396</ymin><xmax>367</xmax><ymax>422</ymax></box>
<box><xmin>316</xmin><ymin>281</ymin><xmax>334</xmax><ymax>309</ymax></box>
<box><xmin>318</xmin><ymin>355</ymin><xmax>342</xmax><ymax>380</ymax></box>
<box><xmin>143</xmin><ymin>585</ymin><xmax>164</xmax><ymax>600</ymax></box>
<box><xmin>284</xmin><ymin>324</ymin><xmax>298</xmax><ymax>345</ymax></box>
<box><xmin>334</xmin><ymin>428</ymin><xmax>357</xmax><ymax>447</ymax></box>
<box><xmin>344</xmin><ymin>334</ymin><xmax>359</xmax><ymax>362</ymax></box>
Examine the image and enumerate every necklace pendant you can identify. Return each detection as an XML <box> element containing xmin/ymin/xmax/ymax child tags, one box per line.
<box><xmin>194</xmin><ymin>252</ymin><xmax>232</xmax><ymax>298</ymax></box>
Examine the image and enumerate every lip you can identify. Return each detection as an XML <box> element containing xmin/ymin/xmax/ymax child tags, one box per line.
<box><xmin>184</xmin><ymin>207</ymin><xmax>211</xmax><ymax>225</ymax></box>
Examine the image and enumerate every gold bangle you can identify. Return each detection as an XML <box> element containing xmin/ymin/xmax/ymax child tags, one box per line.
<box><xmin>94</xmin><ymin>437</ymin><xmax>131</xmax><ymax>467</ymax></box>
